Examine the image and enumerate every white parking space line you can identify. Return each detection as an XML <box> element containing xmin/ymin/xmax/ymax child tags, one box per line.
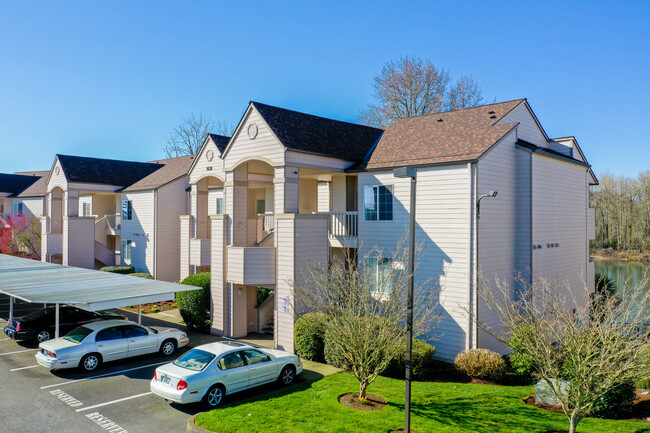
<box><xmin>1</xmin><ymin>338</ymin><xmax>11</xmax><ymax>341</ymax></box>
<box><xmin>75</xmin><ymin>391</ymin><xmax>153</xmax><ymax>412</ymax></box>
<box><xmin>10</xmin><ymin>364</ymin><xmax>41</xmax><ymax>371</ymax></box>
<box><xmin>0</xmin><ymin>348</ymin><xmax>37</xmax><ymax>356</ymax></box>
<box><xmin>40</xmin><ymin>361</ymin><xmax>168</xmax><ymax>389</ymax></box>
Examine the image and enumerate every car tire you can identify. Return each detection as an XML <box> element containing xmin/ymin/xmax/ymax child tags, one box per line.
<box><xmin>203</xmin><ymin>384</ymin><xmax>225</xmax><ymax>408</ymax></box>
<box><xmin>278</xmin><ymin>365</ymin><xmax>296</xmax><ymax>386</ymax></box>
<box><xmin>160</xmin><ymin>339</ymin><xmax>177</xmax><ymax>356</ymax></box>
<box><xmin>79</xmin><ymin>353</ymin><xmax>102</xmax><ymax>372</ymax></box>
<box><xmin>35</xmin><ymin>329</ymin><xmax>51</xmax><ymax>343</ymax></box>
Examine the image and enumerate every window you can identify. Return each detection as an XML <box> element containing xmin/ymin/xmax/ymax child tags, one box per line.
<box><xmin>123</xmin><ymin>325</ymin><xmax>149</xmax><ymax>338</ymax></box>
<box><xmin>96</xmin><ymin>326</ymin><xmax>125</xmax><ymax>342</ymax></box>
<box><xmin>368</xmin><ymin>257</ymin><xmax>394</xmax><ymax>294</ymax></box>
<box><xmin>82</xmin><ymin>202</ymin><xmax>91</xmax><ymax>217</ymax></box>
<box><xmin>241</xmin><ymin>349</ymin><xmax>271</xmax><ymax>365</ymax></box>
<box><xmin>12</xmin><ymin>202</ymin><xmax>24</xmax><ymax>214</ymax></box>
<box><xmin>217</xmin><ymin>352</ymin><xmax>246</xmax><ymax>370</ymax></box>
<box><xmin>121</xmin><ymin>240</ymin><xmax>133</xmax><ymax>261</ymax></box>
<box><xmin>121</xmin><ymin>199</ymin><xmax>132</xmax><ymax>220</ymax></box>
<box><xmin>63</xmin><ymin>326</ymin><xmax>93</xmax><ymax>343</ymax></box>
<box><xmin>173</xmin><ymin>349</ymin><xmax>216</xmax><ymax>371</ymax></box>
<box><xmin>364</xmin><ymin>185</ymin><xmax>393</xmax><ymax>221</ymax></box>
<box><xmin>216</xmin><ymin>197</ymin><xmax>224</xmax><ymax>215</ymax></box>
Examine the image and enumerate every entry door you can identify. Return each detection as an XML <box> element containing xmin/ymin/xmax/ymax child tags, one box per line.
<box><xmin>217</xmin><ymin>352</ymin><xmax>250</xmax><ymax>393</ymax></box>
<box><xmin>242</xmin><ymin>349</ymin><xmax>277</xmax><ymax>386</ymax></box>
<box><xmin>95</xmin><ymin>326</ymin><xmax>129</xmax><ymax>362</ymax></box>
<box><xmin>124</xmin><ymin>325</ymin><xmax>157</xmax><ymax>357</ymax></box>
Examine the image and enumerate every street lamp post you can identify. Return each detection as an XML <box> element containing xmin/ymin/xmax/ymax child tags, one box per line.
<box><xmin>393</xmin><ymin>166</ymin><xmax>416</xmax><ymax>433</ymax></box>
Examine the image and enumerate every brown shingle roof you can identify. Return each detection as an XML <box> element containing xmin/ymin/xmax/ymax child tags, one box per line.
<box><xmin>355</xmin><ymin>99</ymin><xmax>525</xmax><ymax>170</ymax></box>
<box><xmin>121</xmin><ymin>155</ymin><xmax>194</xmax><ymax>192</ymax></box>
<box><xmin>14</xmin><ymin>171</ymin><xmax>50</xmax><ymax>198</ymax></box>
<box><xmin>0</xmin><ymin>172</ymin><xmax>43</xmax><ymax>196</ymax></box>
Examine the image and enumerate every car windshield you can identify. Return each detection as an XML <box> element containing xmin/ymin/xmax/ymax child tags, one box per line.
<box><xmin>63</xmin><ymin>326</ymin><xmax>93</xmax><ymax>343</ymax></box>
<box><xmin>173</xmin><ymin>349</ymin><xmax>216</xmax><ymax>372</ymax></box>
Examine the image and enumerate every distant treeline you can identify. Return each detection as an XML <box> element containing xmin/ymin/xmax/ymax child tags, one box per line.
<box><xmin>591</xmin><ymin>171</ymin><xmax>650</xmax><ymax>251</ymax></box>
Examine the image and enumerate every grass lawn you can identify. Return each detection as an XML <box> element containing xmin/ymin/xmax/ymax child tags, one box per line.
<box><xmin>195</xmin><ymin>372</ymin><xmax>650</xmax><ymax>433</ymax></box>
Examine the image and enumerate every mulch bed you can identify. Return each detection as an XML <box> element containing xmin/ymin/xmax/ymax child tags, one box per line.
<box><xmin>525</xmin><ymin>389</ymin><xmax>650</xmax><ymax>422</ymax></box>
<box><xmin>338</xmin><ymin>392</ymin><xmax>387</xmax><ymax>411</ymax></box>
<box><xmin>122</xmin><ymin>301</ymin><xmax>177</xmax><ymax>314</ymax></box>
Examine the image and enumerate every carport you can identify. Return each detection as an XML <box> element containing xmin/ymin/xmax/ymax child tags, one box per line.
<box><xmin>0</xmin><ymin>254</ymin><xmax>198</xmax><ymax>338</ymax></box>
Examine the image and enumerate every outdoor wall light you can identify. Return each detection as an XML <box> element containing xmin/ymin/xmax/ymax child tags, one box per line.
<box><xmin>237</xmin><ymin>288</ymin><xmax>243</xmax><ymax>295</ymax></box>
<box><xmin>477</xmin><ymin>190</ymin><xmax>499</xmax><ymax>219</ymax></box>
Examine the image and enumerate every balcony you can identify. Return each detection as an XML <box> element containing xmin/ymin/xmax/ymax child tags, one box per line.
<box><xmin>227</xmin><ymin>246</ymin><xmax>276</xmax><ymax>286</ymax></box>
<box><xmin>190</xmin><ymin>238</ymin><xmax>211</xmax><ymax>267</ymax></box>
<box><xmin>314</xmin><ymin>211</ymin><xmax>358</xmax><ymax>248</ymax></box>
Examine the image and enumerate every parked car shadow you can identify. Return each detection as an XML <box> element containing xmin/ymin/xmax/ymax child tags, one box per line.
<box><xmin>168</xmin><ymin>369</ymin><xmax>326</xmax><ymax>416</ymax></box>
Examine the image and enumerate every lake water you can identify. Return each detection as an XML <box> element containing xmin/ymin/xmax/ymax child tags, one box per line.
<box><xmin>593</xmin><ymin>260</ymin><xmax>650</xmax><ymax>292</ymax></box>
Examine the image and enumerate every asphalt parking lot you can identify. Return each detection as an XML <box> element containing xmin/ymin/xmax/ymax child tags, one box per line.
<box><xmin>0</xmin><ymin>308</ymin><xmax>313</xmax><ymax>433</ymax></box>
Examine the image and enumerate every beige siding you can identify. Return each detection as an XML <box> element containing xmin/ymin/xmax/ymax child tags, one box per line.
<box><xmin>532</xmin><ymin>154</ymin><xmax>589</xmax><ymax>305</ymax></box>
<box><xmin>224</xmin><ymin>108</ymin><xmax>285</xmax><ymax>170</ymax></box>
<box><xmin>179</xmin><ymin>216</ymin><xmax>192</xmax><ymax>281</ymax></box>
<box><xmin>78</xmin><ymin>195</ymin><xmax>93</xmax><ymax>216</ymax></box>
<box><xmin>14</xmin><ymin>197</ymin><xmax>45</xmax><ymax>217</ymax></box>
<box><xmin>190</xmin><ymin>140</ymin><xmax>225</xmax><ymax>185</ymax></box>
<box><xmin>285</xmin><ymin>151</ymin><xmax>351</xmax><ymax>170</ymax></box>
<box><xmin>331</xmin><ymin>175</ymin><xmax>347</xmax><ymax>212</ymax></box>
<box><xmin>357</xmin><ymin>166</ymin><xmax>471</xmax><ymax>361</ymax></box>
<box><xmin>93</xmin><ymin>195</ymin><xmax>116</xmax><ymax>218</ymax></box>
<box><xmin>207</xmin><ymin>189</ymin><xmax>223</xmax><ymax>216</ymax></box>
<box><xmin>155</xmin><ymin>176</ymin><xmax>189</xmax><ymax>281</ymax></box>
<box><xmin>47</xmin><ymin>159</ymin><xmax>68</xmax><ymax>192</ymax></box>
<box><xmin>121</xmin><ymin>191</ymin><xmax>155</xmax><ymax>274</ymax></box>
<box><xmin>476</xmin><ymin>131</ymin><xmax>519</xmax><ymax>353</ymax></box>
<box><xmin>226</xmin><ymin>247</ymin><xmax>276</xmax><ymax>286</ymax></box>
<box><xmin>497</xmin><ymin>103</ymin><xmax>547</xmax><ymax>147</ymax></box>
<box><xmin>63</xmin><ymin>217</ymin><xmax>95</xmax><ymax>268</ymax></box>
<box><xmin>299</xmin><ymin>178</ymin><xmax>318</xmax><ymax>213</ymax></box>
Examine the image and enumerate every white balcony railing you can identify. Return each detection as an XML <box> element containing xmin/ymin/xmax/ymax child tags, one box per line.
<box><xmin>315</xmin><ymin>211</ymin><xmax>358</xmax><ymax>238</ymax></box>
<box><xmin>259</xmin><ymin>212</ymin><xmax>275</xmax><ymax>233</ymax></box>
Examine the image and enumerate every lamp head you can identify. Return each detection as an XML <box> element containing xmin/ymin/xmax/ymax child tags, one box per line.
<box><xmin>489</xmin><ymin>190</ymin><xmax>498</xmax><ymax>198</ymax></box>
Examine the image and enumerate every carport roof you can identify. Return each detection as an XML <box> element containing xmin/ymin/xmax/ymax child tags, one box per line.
<box><xmin>0</xmin><ymin>254</ymin><xmax>199</xmax><ymax>311</ymax></box>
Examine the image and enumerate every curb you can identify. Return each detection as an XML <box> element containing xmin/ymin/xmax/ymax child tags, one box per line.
<box><xmin>187</xmin><ymin>414</ymin><xmax>213</xmax><ymax>433</ymax></box>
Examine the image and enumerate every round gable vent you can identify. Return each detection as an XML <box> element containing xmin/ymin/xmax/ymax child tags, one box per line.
<box><xmin>247</xmin><ymin>123</ymin><xmax>258</xmax><ymax>139</ymax></box>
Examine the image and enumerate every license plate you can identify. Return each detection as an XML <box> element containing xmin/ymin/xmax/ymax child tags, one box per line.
<box><xmin>162</xmin><ymin>376</ymin><xmax>171</xmax><ymax>385</ymax></box>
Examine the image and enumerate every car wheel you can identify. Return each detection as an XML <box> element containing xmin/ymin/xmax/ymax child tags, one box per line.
<box><xmin>79</xmin><ymin>353</ymin><xmax>101</xmax><ymax>372</ymax></box>
<box><xmin>203</xmin><ymin>384</ymin><xmax>225</xmax><ymax>408</ymax></box>
<box><xmin>160</xmin><ymin>339</ymin><xmax>177</xmax><ymax>356</ymax></box>
<box><xmin>279</xmin><ymin>365</ymin><xmax>295</xmax><ymax>386</ymax></box>
<box><xmin>36</xmin><ymin>329</ymin><xmax>51</xmax><ymax>343</ymax></box>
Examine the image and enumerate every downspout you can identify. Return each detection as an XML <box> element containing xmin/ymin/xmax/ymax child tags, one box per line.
<box><xmin>153</xmin><ymin>189</ymin><xmax>158</xmax><ymax>279</ymax></box>
<box><xmin>467</xmin><ymin>162</ymin><xmax>473</xmax><ymax>351</ymax></box>
<box><xmin>472</xmin><ymin>162</ymin><xmax>479</xmax><ymax>349</ymax></box>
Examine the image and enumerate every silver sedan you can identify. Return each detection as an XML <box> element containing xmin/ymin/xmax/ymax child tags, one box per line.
<box><xmin>150</xmin><ymin>341</ymin><xmax>302</xmax><ymax>407</ymax></box>
<box><xmin>35</xmin><ymin>319</ymin><xmax>189</xmax><ymax>371</ymax></box>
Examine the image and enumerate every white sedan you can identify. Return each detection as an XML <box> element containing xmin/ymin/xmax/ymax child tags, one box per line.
<box><xmin>35</xmin><ymin>319</ymin><xmax>189</xmax><ymax>371</ymax></box>
<box><xmin>150</xmin><ymin>341</ymin><xmax>302</xmax><ymax>407</ymax></box>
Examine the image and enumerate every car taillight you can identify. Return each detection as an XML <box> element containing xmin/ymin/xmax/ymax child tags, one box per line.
<box><xmin>16</xmin><ymin>323</ymin><xmax>20</xmax><ymax>332</ymax></box>
<box><xmin>153</xmin><ymin>371</ymin><xmax>157</xmax><ymax>381</ymax></box>
<box><xmin>177</xmin><ymin>380</ymin><xmax>188</xmax><ymax>391</ymax></box>
<box><xmin>42</xmin><ymin>349</ymin><xmax>56</xmax><ymax>358</ymax></box>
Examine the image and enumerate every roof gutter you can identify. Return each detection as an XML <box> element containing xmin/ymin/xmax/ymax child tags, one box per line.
<box><xmin>345</xmin><ymin>158</ymin><xmax>479</xmax><ymax>173</ymax></box>
<box><xmin>516</xmin><ymin>139</ymin><xmax>591</xmax><ymax>168</ymax></box>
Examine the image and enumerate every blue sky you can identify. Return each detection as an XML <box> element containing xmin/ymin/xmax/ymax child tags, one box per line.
<box><xmin>0</xmin><ymin>1</ymin><xmax>648</xmax><ymax>177</ymax></box>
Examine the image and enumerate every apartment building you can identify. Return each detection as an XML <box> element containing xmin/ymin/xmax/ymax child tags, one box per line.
<box><xmin>181</xmin><ymin>99</ymin><xmax>597</xmax><ymax>361</ymax></box>
<box><xmin>0</xmin><ymin>172</ymin><xmax>47</xmax><ymax>224</ymax></box>
<box><xmin>40</xmin><ymin>154</ymin><xmax>193</xmax><ymax>281</ymax></box>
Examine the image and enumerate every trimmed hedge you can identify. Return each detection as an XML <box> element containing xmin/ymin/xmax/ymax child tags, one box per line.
<box><xmin>382</xmin><ymin>339</ymin><xmax>436</xmax><ymax>381</ymax></box>
<box><xmin>100</xmin><ymin>266</ymin><xmax>135</xmax><ymax>274</ymax></box>
<box><xmin>294</xmin><ymin>312</ymin><xmax>328</xmax><ymax>362</ymax></box>
<box><xmin>176</xmin><ymin>273</ymin><xmax>211</xmax><ymax>332</ymax></box>
<box><xmin>130</xmin><ymin>273</ymin><xmax>154</xmax><ymax>279</ymax></box>
<box><xmin>592</xmin><ymin>379</ymin><xmax>636</xmax><ymax>419</ymax></box>
<box><xmin>454</xmin><ymin>349</ymin><xmax>506</xmax><ymax>381</ymax></box>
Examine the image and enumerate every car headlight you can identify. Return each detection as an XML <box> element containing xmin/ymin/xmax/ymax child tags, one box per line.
<box><xmin>180</xmin><ymin>333</ymin><xmax>187</xmax><ymax>339</ymax></box>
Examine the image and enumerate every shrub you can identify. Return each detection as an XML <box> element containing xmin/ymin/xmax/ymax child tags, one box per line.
<box><xmin>454</xmin><ymin>349</ymin><xmax>506</xmax><ymax>380</ymax></box>
<box><xmin>592</xmin><ymin>380</ymin><xmax>636</xmax><ymax>419</ymax></box>
<box><xmin>324</xmin><ymin>325</ymin><xmax>348</xmax><ymax>369</ymax></box>
<box><xmin>176</xmin><ymin>273</ymin><xmax>211</xmax><ymax>332</ymax></box>
<box><xmin>256</xmin><ymin>287</ymin><xmax>274</xmax><ymax>307</ymax></box>
<box><xmin>100</xmin><ymin>266</ymin><xmax>135</xmax><ymax>274</ymax></box>
<box><xmin>294</xmin><ymin>312</ymin><xmax>328</xmax><ymax>362</ymax></box>
<box><xmin>130</xmin><ymin>273</ymin><xmax>154</xmax><ymax>279</ymax></box>
<box><xmin>382</xmin><ymin>339</ymin><xmax>436</xmax><ymax>381</ymax></box>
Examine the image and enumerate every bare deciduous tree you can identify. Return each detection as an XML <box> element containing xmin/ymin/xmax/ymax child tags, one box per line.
<box><xmin>476</xmin><ymin>274</ymin><xmax>650</xmax><ymax>433</ymax></box>
<box><xmin>293</xmin><ymin>242</ymin><xmax>442</xmax><ymax>402</ymax></box>
<box><xmin>358</xmin><ymin>56</ymin><xmax>484</xmax><ymax>128</ymax></box>
<box><xmin>445</xmin><ymin>76</ymin><xmax>484</xmax><ymax>111</ymax></box>
<box><xmin>163</xmin><ymin>113</ymin><xmax>233</xmax><ymax>158</ymax></box>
